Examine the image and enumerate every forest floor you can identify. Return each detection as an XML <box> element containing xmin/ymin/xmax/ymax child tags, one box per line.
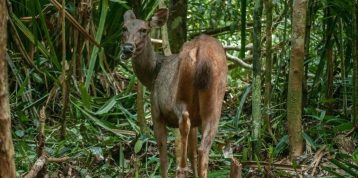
<box><xmin>13</xmin><ymin>92</ymin><xmax>357</xmax><ymax>178</ymax></box>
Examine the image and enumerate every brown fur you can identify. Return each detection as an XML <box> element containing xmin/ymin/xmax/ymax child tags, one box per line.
<box><xmin>121</xmin><ymin>9</ymin><xmax>227</xmax><ymax>178</ymax></box>
<box><xmin>194</xmin><ymin>59</ymin><xmax>212</xmax><ymax>90</ymax></box>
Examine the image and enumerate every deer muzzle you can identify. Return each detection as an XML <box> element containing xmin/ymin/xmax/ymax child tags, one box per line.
<box><xmin>120</xmin><ymin>43</ymin><xmax>136</xmax><ymax>60</ymax></box>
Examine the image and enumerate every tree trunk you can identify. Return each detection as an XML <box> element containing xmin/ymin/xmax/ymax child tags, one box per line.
<box><xmin>352</xmin><ymin>1</ymin><xmax>358</xmax><ymax>126</ymax></box>
<box><xmin>252</xmin><ymin>0</ymin><xmax>263</xmax><ymax>156</ymax></box>
<box><xmin>337</xmin><ymin>20</ymin><xmax>348</xmax><ymax>118</ymax></box>
<box><xmin>326</xmin><ymin>45</ymin><xmax>334</xmax><ymax>112</ymax></box>
<box><xmin>303</xmin><ymin>0</ymin><xmax>314</xmax><ymax>106</ymax></box>
<box><xmin>240</xmin><ymin>0</ymin><xmax>247</xmax><ymax>59</ymax></box>
<box><xmin>0</xmin><ymin>1</ymin><xmax>17</xmax><ymax>177</ymax></box>
<box><xmin>310</xmin><ymin>8</ymin><xmax>335</xmax><ymax>101</ymax></box>
<box><xmin>324</xmin><ymin>8</ymin><xmax>335</xmax><ymax>113</ymax></box>
<box><xmin>287</xmin><ymin>0</ymin><xmax>307</xmax><ymax>160</ymax></box>
<box><xmin>263</xmin><ymin>0</ymin><xmax>275</xmax><ymax>143</ymax></box>
<box><xmin>168</xmin><ymin>0</ymin><xmax>187</xmax><ymax>53</ymax></box>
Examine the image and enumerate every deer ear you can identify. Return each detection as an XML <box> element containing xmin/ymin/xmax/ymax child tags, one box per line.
<box><xmin>124</xmin><ymin>10</ymin><xmax>136</xmax><ymax>22</ymax></box>
<box><xmin>149</xmin><ymin>8</ymin><xmax>169</xmax><ymax>28</ymax></box>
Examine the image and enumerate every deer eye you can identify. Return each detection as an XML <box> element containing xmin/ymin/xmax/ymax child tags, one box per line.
<box><xmin>122</xmin><ymin>27</ymin><xmax>128</xmax><ymax>32</ymax></box>
<box><xmin>139</xmin><ymin>28</ymin><xmax>148</xmax><ymax>34</ymax></box>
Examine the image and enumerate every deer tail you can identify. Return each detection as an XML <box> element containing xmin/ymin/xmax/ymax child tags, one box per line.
<box><xmin>193</xmin><ymin>48</ymin><xmax>212</xmax><ymax>90</ymax></box>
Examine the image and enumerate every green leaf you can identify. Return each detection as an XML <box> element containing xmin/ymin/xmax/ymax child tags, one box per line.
<box><xmin>73</xmin><ymin>103</ymin><xmax>135</xmax><ymax>137</ymax></box>
<box><xmin>79</xmin><ymin>84</ymin><xmax>91</xmax><ymax>109</ymax></box>
<box><xmin>334</xmin><ymin>123</ymin><xmax>353</xmax><ymax>132</ymax></box>
<box><xmin>32</xmin><ymin>72</ymin><xmax>44</xmax><ymax>84</ymax></box>
<box><xmin>323</xmin><ymin>166</ymin><xmax>345</xmax><ymax>178</ymax></box>
<box><xmin>134</xmin><ymin>139</ymin><xmax>144</xmax><ymax>154</ymax></box>
<box><xmin>235</xmin><ymin>85</ymin><xmax>251</xmax><ymax>127</ymax></box>
<box><xmin>16</xmin><ymin>76</ymin><xmax>29</xmax><ymax>97</ymax></box>
<box><xmin>303</xmin><ymin>132</ymin><xmax>317</xmax><ymax>150</ymax></box>
<box><xmin>110</xmin><ymin>0</ymin><xmax>126</xmax><ymax>3</ymax></box>
<box><xmin>330</xmin><ymin>159</ymin><xmax>358</xmax><ymax>177</ymax></box>
<box><xmin>274</xmin><ymin>135</ymin><xmax>288</xmax><ymax>157</ymax></box>
<box><xmin>95</xmin><ymin>96</ymin><xmax>118</xmax><ymax>115</ymax></box>
<box><xmin>90</xmin><ymin>147</ymin><xmax>103</xmax><ymax>157</ymax></box>
<box><xmin>15</xmin><ymin>130</ymin><xmax>25</xmax><ymax>138</ymax></box>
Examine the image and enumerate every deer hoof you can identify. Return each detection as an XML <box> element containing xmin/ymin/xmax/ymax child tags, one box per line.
<box><xmin>176</xmin><ymin>167</ymin><xmax>188</xmax><ymax>178</ymax></box>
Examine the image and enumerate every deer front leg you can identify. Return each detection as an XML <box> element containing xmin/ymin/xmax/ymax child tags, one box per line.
<box><xmin>176</xmin><ymin>111</ymin><xmax>191</xmax><ymax>178</ymax></box>
<box><xmin>188</xmin><ymin>127</ymin><xmax>198</xmax><ymax>177</ymax></box>
<box><xmin>153</xmin><ymin>116</ymin><xmax>168</xmax><ymax>178</ymax></box>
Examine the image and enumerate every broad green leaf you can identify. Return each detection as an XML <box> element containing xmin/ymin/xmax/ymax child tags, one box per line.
<box><xmin>73</xmin><ymin>104</ymin><xmax>135</xmax><ymax>137</ymax></box>
<box><xmin>274</xmin><ymin>135</ymin><xmax>288</xmax><ymax>157</ymax></box>
<box><xmin>330</xmin><ymin>159</ymin><xmax>358</xmax><ymax>177</ymax></box>
<box><xmin>303</xmin><ymin>132</ymin><xmax>317</xmax><ymax>150</ymax></box>
<box><xmin>95</xmin><ymin>96</ymin><xmax>118</xmax><ymax>115</ymax></box>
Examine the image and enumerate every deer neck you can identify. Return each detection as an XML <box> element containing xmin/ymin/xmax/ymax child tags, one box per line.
<box><xmin>131</xmin><ymin>37</ymin><xmax>161</xmax><ymax>90</ymax></box>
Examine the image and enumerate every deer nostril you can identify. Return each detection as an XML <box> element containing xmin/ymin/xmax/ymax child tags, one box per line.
<box><xmin>122</xmin><ymin>43</ymin><xmax>135</xmax><ymax>54</ymax></box>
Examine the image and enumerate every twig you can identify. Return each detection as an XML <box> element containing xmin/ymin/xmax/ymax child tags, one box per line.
<box><xmin>37</xmin><ymin>107</ymin><xmax>46</xmax><ymax>156</ymax></box>
<box><xmin>242</xmin><ymin>161</ymin><xmax>306</xmax><ymax>172</ymax></box>
<box><xmin>24</xmin><ymin>153</ymin><xmax>48</xmax><ymax>178</ymax></box>
<box><xmin>226</xmin><ymin>53</ymin><xmax>253</xmax><ymax>70</ymax></box>
<box><xmin>25</xmin><ymin>107</ymin><xmax>71</xmax><ymax>178</ymax></box>
<box><xmin>310</xmin><ymin>145</ymin><xmax>327</xmax><ymax>176</ymax></box>
<box><xmin>48</xmin><ymin>156</ymin><xmax>71</xmax><ymax>163</ymax></box>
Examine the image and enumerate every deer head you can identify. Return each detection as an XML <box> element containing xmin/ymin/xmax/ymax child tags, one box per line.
<box><xmin>120</xmin><ymin>8</ymin><xmax>169</xmax><ymax>60</ymax></box>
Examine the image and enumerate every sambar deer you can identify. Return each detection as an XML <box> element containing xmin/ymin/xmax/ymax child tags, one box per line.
<box><xmin>120</xmin><ymin>8</ymin><xmax>227</xmax><ymax>178</ymax></box>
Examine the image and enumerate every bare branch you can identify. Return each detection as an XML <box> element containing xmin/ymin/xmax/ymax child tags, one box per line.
<box><xmin>151</xmin><ymin>38</ymin><xmax>163</xmax><ymax>44</ymax></box>
<box><xmin>24</xmin><ymin>153</ymin><xmax>48</xmax><ymax>178</ymax></box>
<box><xmin>226</xmin><ymin>53</ymin><xmax>253</xmax><ymax>70</ymax></box>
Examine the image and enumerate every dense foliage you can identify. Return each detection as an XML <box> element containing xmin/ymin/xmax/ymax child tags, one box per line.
<box><xmin>5</xmin><ymin>0</ymin><xmax>358</xmax><ymax>177</ymax></box>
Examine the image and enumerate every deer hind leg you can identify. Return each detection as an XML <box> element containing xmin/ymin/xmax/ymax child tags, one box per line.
<box><xmin>198</xmin><ymin>89</ymin><xmax>224</xmax><ymax>178</ymax></box>
<box><xmin>198</xmin><ymin>120</ymin><xmax>219</xmax><ymax>178</ymax></box>
<box><xmin>188</xmin><ymin>127</ymin><xmax>198</xmax><ymax>177</ymax></box>
<box><xmin>176</xmin><ymin>111</ymin><xmax>191</xmax><ymax>178</ymax></box>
